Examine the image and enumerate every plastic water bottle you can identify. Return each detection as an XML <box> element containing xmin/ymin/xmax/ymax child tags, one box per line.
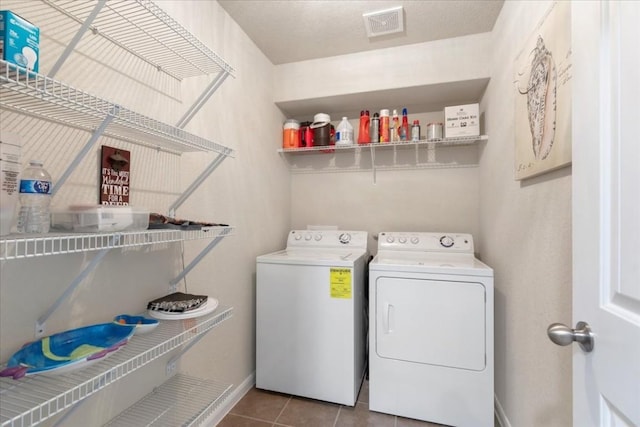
<box><xmin>336</xmin><ymin>117</ymin><xmax>354</xmax><ymax>145</ymax></box>
<box><xmin>17</xmin><ymin>160</ymin><xmax>52</xmax><ymax>233</ymax></box>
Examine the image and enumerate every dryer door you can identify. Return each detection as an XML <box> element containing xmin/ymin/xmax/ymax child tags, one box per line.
<box><xmin>375</xmin><ymin>276</ymin><xmax>486</xmax><ymax>371</ymax></box>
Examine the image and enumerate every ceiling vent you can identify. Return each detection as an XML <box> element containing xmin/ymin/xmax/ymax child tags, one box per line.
<box><xmin>363</xmin><ymin>6</ymin><xmax>404</xmax><ymax>38</ymax></box>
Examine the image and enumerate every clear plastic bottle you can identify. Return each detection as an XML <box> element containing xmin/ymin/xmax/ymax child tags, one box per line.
<box><xmin>17</xmin><ymin>160</ymin><xmax>52</xmax><ymax>233</ymax></box>
<box><xmin>336</xmin><ymin>117</ymin><xmax>354</xmax><ymax>145</ymax></box>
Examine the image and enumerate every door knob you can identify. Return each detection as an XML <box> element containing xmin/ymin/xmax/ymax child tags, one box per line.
<box><xmin>547</xmin><ymin>321</ymin><xmax>594</xmax><ymax>352</ymax></box>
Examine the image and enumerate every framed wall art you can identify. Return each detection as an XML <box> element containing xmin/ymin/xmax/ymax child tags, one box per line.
<box><xmin>514</xmin><ymin>1</ymin><xmax>572</xmax><ymax>180</ymax></box>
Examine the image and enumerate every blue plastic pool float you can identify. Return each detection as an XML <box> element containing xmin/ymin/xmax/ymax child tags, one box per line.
<box><xmin>0</xmin><ymin>322</ymin><xmax>135</xmax><ymax>379</ymax></box>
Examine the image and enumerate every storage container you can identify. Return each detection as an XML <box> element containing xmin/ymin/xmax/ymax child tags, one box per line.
<box><xmin>282</xmin><ymin>119</ymin><xmax>300</xmax><ymax>149</ymax></box>
<box><xmin>444</xmin><ymin>103</ymin><xmax>480</xmax><ymax>138</ymax></box>
<box><xmin>51</xmin><ymin>206</ymin><xmax>150</xmax><ymax>232</ymax></box>
<box><xmin>0</xmin><ymin>132</ymin><xmax>21</xmax><ymax>236</ymax></box>
<box><xmin>311</xmin><ymin>113</ymin><xmax>331</xmax><ymax>146</ymax></box>
<box><xmin>0</xmin><ymin>10</ymin><xmax>40</xmax><ymax>72</ymax></box>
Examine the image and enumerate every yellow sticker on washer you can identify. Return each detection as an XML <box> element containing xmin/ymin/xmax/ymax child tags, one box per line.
<box><xmin>330</xmin><ymin>268</ymin><xmax>352</xmax><ymax>299</ymax></box>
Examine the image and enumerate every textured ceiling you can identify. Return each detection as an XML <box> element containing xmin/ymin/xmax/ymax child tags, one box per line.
<box><xmin>218</xmin><ymin>0</ymin><xmax>504</xmax><ymax>65</ymax></box>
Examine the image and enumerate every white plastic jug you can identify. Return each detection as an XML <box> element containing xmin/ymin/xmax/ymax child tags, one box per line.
<box><xmin>336</xmin><ymin>117</ymin><xmax>354</xmax><ymax>146</ymax></box>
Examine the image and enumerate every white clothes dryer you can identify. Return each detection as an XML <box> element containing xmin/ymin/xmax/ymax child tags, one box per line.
<box><xmin>256</xmin><ymin>230</ymin><xmax>369</xmax><ymax>406</ymax></box>
<box><xmin>369</xmin><ymin>232</ymin><xmax>494</xmax><ymax>427</ymax></box>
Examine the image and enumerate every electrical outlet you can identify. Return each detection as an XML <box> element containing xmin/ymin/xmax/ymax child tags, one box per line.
<box><xmin>166</xmin><ymin>360</ymin><xmax>177</xmax><ymax>375</ymax></box>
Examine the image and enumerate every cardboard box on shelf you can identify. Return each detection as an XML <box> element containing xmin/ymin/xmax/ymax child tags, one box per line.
<box><xmin>444</xmin><ymin>103</ymin><xmax>480</xmax><ymax>138</ymax></box>
<box><xmin>0</xmin><ymin>10</ymin><xmax>40</xmax><ymax>72</ymax></box>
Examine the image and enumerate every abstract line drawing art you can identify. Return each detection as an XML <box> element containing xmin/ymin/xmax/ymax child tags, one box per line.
<box><xmin>514</xmin><ymin>1</ymin><xmax>571</xmax><ymax>180</ymax></box>
<box><xmin>518</xmin><ymin>36</ymin><xmax>557</xmax><ymax>161</ymax></box>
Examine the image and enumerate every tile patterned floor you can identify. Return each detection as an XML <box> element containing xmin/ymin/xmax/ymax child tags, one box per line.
<box><xmin>218</xmin><ymin>380</ymin><xmax>447</xmax><ymax>427</ymax></box>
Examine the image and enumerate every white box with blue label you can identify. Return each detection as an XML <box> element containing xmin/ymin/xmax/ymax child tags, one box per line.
<box><xmin>444</xmin><ymin>103</ymin><xmax>480</xmax><ymax>138</ymax></box>
<box><xmin>0</xmin><ymin>10</ymin><xmax>40</xmax><ymax>72</ymax></box>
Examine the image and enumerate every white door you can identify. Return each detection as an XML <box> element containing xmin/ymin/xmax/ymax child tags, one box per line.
<box><xmin>569</xmin><ymin>1</ymin><xmax>640</xmax><ymax>425</ymax></box>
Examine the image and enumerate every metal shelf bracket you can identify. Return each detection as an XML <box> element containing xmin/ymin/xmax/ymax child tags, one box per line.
<box><xmin>169</xmin><ymin>227</ymin><xmax>232</xmax><ymax>291</ymax></box>
<box><xmin>175</xmin><ymin>70</ymin><xmax>231</xmax><ymax>129</ymax></box>
<box><xmin>167</xmin><ymin>150</ymin><xmax>232</xmax><ymax>218</ymax></box>
<box><xmin>35</xmin><ymin>236</ymin><xmax>119</xmax><ymax>338</ymax></box>
<box><xmin>51</xmin><ymin>106</ymin><xmax>119</xmax><ymax>196</ymax></box>
<box><xmin>47</xmin><ymin>0</ymin><xmax>106</xmax><ymax>79</ymax></box>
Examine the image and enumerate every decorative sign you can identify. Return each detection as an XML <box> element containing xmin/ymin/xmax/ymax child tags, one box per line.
<box><xmin>100</xmin><ymin>145</ymin><xmax>130</xmax><ymax>205</ymax></box>
<box><xmin>514</xmin><ymin>1</ymin><xmax>572</xmax><ymax>180</ymax></box>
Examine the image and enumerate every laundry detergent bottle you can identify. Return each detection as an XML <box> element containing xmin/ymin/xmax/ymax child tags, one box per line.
<box><xmin>357</xmin><ymin>110</ymin><xmax>370</xmax><ymax>144</ymax></box>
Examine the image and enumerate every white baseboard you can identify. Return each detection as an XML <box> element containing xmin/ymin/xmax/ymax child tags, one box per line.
<box><xmin>494</xmin><ymin>394</ymin><xmax>512</xmax><ymax>427</ymax></box>
<box><xmin>202</xmin><ymin>371</ymin><xmax>256</xmax><ymax>426</ymax></box>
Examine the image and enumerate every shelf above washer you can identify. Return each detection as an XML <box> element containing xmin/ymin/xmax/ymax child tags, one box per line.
<box><xmin>278</xmin><ymin>135</ymin><xmax>487</xmax><ymax>154</ymax></box>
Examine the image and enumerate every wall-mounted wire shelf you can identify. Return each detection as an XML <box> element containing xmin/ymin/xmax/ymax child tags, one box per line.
<box><xmin>9</xmin><ymin>0</ymin><xmax>234</xmax><ymax>81</ymax></box>
<box><xmin>0</xmin><ymin>226</ymin><xmax>235</xmax><ymax>261</ymax></box>
<box><xmin>104</xmin><ymin>374</ymin><xmax>232</xmax><ymax>427</ymax></box>
<box><xmin>0</xmin><ymin>61</ymin><xmax>233</xmax><ymax>155</ymax></box>
<box><xmin>277</xmin><ymin>135</ymin><xmax>487</xmax><ymax>154</ymax></box>
<box><xmin>278</xmin><ymin>135</ymin><xmax>488</xmax><ymax>182</ymax></box>
<box><xmin>0</xmin><ymin>306</ymin><xmax>233</xmax><ymax>427</ymax></box>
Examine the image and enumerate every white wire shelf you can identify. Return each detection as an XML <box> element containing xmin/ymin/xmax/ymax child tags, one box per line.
<box><xmin>104</xmin><ymin>374</ymin><xmax>232</xmax><ymax>427</ymax></box>
<box><xmin>0</xmin><ymin>226</ymin><xmax>235</xmax><ymax>261</ymax></box>
<box><xmin>0</xmin><ymin>306</ymin><xmax>233</xmax><ymax>427</ymax></box>
<box><xmin>0</xmin><ymin>61</ymin><xmax>234</xmax><ymax>155</ymax></box>
<box><xmin>277</xmin><ymin>135</ymin><xmax>487</xmax><ymax>153</ymax></box>
<box><xmin>52</xmin><ymin>0</ymin><xmax>234</xmax><ymax>79</ymax></box>
<box><xmin>10</xmin><ymin>0</ymin><xmax>234</xmax><ymax>81</ymax></box>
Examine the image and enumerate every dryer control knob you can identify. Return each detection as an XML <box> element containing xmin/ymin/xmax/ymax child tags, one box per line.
<box><xmin>410</xmin><ymin>237</ymin><xmax>420</xmax><ymax>244</ymax></box>
<box><xmin>314</xmin><ymin>234</ymin><xmax>322</xmax><ymax>241</ymax></box>
<box><xmin>294</xmin><ymin>234</ymin><xmax>302</xmax><ymax>240</ymax></box>
<box><xmin>339</xmin><ymin>233</ymin><xmax>351</xmax><ymax>244</ymax></box>
<box><xmin>440</xmin><ymin>235</ymin><xmax>455</xmax><ymax>248</ymax></box>
<box><xmin>305</xmin><ymin>233</ymin><xmax>312</xmax><ymax>241</ymax></box>
<box><xmin>386</xmin><ymin>236</ymin><xmax>395</xmax><ymax>243</ymax></box>
<box><xmin>399</xmin><ymin>237</ymin><xmax>407</xmax><ymax>244</ymax></box>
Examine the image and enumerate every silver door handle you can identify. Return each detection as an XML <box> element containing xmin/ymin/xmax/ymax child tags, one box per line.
<box><xmin>547</xmin><ymin>321</ymin><xmax>594</xmax><ymax>352</ymax></box>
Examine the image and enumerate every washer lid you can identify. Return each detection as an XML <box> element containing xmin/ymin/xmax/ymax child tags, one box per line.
<box><xmin>257</xmin><ymin>248</ymin><xmax>367</xmax><ymax>267</ymax></box>
<box><xmin>370</xmin><ymin>251</ymin><xmax>493</xmax><ymax>276</ymax></box>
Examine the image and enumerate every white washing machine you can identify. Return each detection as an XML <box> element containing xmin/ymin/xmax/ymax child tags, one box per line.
<box><xmin>369</xmin><ymin>232</ymin><xmax>494</xmax><ymax>427</ymax></box>
<box><xmin>256</xmin><ymin>230</ymin><xmax>369</xmax><ymax>406</ymax></box>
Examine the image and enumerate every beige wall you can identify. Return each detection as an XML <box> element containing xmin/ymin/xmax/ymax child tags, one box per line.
<box><xmin>0</xmin><ymin>0</ymin><xmax>289</xmax><ymax>425</ymax></box>
<box><xmin>479</xmin><ymin>1</ymin><xmax>573</xmax><ymax>426</ymax></box>
<box><xmin>276</xmin><ymin>36</ymin><xmax>491</xmax><ymax>252</ymax></box>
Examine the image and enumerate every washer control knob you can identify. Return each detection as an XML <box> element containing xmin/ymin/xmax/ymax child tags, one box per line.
<box><xmin>339</xmin><ymin>233</ymin><xmax>351</xmax><ymax>244</ymax></box>
<box><xmin>398</xmin><ymin>237</ymin><xmax>407</xmax><ymax>244</ymax></box>
<box><xmin>440</xmin><ymin>235</ymin><xmax>455</xmax><ymax>248</ymax></box>
<box><xmin>411</xmin><ymin>237</ymin><xmax>420</xmax><ymax>244</ymax></box>
<box><xmin>386</xmin><ymin>235</ymin><xmax>395</xmax><ymax>243</ymax></box>
<box><xmin>294</xmin><ymin>233</ymin><xmax>302</xmax><ymax>240</ymax></box>
<box><xmin>305</xmin><ymin>233</ymin><xmax>312</xmax><ymax>241</ymax></box>
<box><xmin>314</xmin><ymin>234</ymin><xmax>322</xmax><ymax>241</ymax></box>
